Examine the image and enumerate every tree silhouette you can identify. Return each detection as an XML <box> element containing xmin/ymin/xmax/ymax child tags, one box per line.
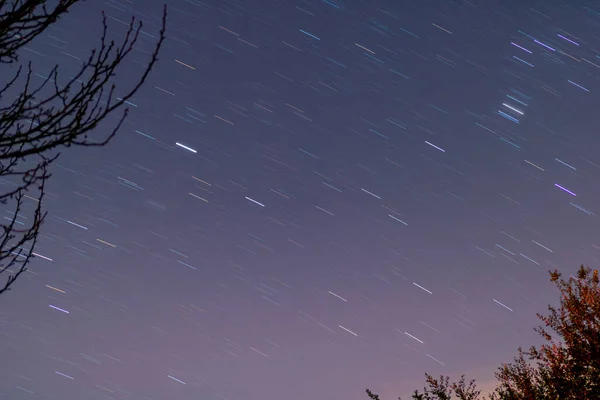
<box><xmin>0</xmin><ymin>1</ymin><xmax>167</xmax><ymax>295</ymax></box>
<box><xmin>366</xmin><ymin>265</ymin><xmax>600</xmax><ymax>400</ymax></box>
<box><xmin>367</xmin><ymin>375</ymin><xmax>482</xmax><ymax>400</ymax></box>
<box><xmin>489</xmin><ymin>265</ymin><xmax>600</xmax><ymax>400</ymax></box>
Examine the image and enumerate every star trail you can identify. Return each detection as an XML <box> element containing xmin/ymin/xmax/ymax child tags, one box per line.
<box><xmin>2</xmin><ymin>1</ymin><xmax>600</xmax><ymax>399</ymax></box>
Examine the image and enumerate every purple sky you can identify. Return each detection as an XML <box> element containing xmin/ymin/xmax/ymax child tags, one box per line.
<box><xmin>1</xmin><ymin>0</ymin><xmax>599</xmax><ymax>399</ymax></box>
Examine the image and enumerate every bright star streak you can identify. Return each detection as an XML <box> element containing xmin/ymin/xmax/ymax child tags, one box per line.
<box><xmin>175</xmin><ymin>142</ymin><xmax>197</xmax><ymax>153</ymax></box>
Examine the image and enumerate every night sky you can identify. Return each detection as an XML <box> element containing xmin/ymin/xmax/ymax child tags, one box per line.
<box><xmin>3</xmin><ymin>0</ymin><xmax>600</xmax><ymax>399</ymax></box>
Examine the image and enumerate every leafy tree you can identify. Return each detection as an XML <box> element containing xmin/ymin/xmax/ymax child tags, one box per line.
<box><xmin>0</xmin><ymin>1</ymin><xmax>167</xmax><ymax>295</ymax></box>
<box><xmin>367</xmin><ymin>375</ymin><xmax>481</xmax><ymax>400</ymax></box>
<box><xmin>489</xmin><ymin>265</ymin><xmax>600</xmax><ymax>400</ymax></box>
<box><xmin>366</xmin><ymin>265</ymin><xmax>600</xmax><ymax>400</ymax></box>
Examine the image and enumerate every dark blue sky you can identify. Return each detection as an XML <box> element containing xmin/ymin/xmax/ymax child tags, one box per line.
<box><xmin>2</xmin><ymin>0</ymin><xmax>600</xmax><ymax>399</ymax></box>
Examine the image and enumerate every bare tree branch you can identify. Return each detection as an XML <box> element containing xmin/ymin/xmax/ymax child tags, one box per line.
<box><xmin>0</xmin><ymin>1</ymin><xmax>167</xmax><ymax>295</ymax></box>
<box><xmin>0</xmin><ymin>0</ymin><xmax>78</xmax><ymax>64</ymax></box>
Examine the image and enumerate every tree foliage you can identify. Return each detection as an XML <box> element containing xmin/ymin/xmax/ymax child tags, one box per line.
<box><xmin>366</xmin><ymin>266</ymin><xmax>600</xmax><ymax>400</ymax></box>
<box><xmin>0</xmin><ymin>0</ymin><xmax>166</xmax><ymax>295</ymax></box>
<box><xmin>366</xmin><ymin>375</ymin><xmax>481</xmax><ymax>400</ymax></box>
<box><xmin>490</xmin><ymin>265</ymin><xmax>600</xmax><ymax>400</ymax></box>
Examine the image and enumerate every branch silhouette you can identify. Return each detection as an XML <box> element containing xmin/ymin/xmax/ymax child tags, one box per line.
<box><xmin>0</xmin><ymin>0</ymin><xmax>167</xmax><ymax>295</ymax></box>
